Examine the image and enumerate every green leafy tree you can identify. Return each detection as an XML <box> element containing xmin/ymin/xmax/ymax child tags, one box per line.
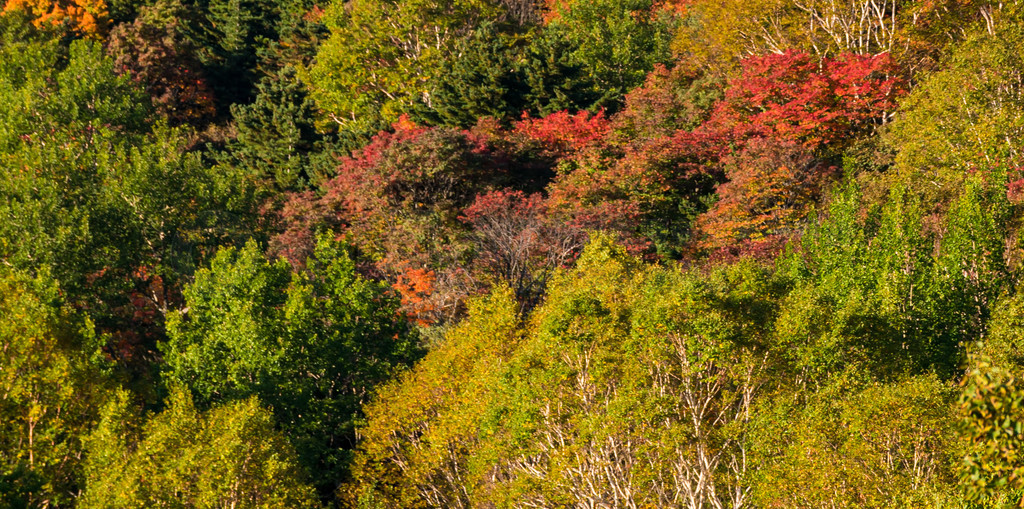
<box><xmin>751</xmin><ymin>375</ymin><xmax>959</xmax><ymax>508</ymax></box>
<box><xmin>346</xmin><ymin>235</ymin><xmax>781</xmax><ymax>507</ymax></box>
<box><xmin>0</xmin><ymin>19</ymin><xmax>236</xmax><ymax>278</ymax></box>
<box><xmin>162</xmin><ymin>235</ymin><xmax>420</xmax><ymax>497</ymax></box>
<box><xmin>424</xmin><ymin>24</ymin><xmax>532</xmax><ymax>127</ymax></box>
<box><xmin>959</xmin><ymin>351</ymin><xmax>1024</xmax><ymax>505</ymax></box>
<box><xmin>347</xmin><ymin>285</ymin><xmax>522</xmax><ymax>507</ymax></box>
<box><xmin>886</xmin><ymin>20</ymin><xmax>1024</xmax><ymax>200</ymax></box>
<box><xmin>0</xmin><ymin>32</ymin><xmax>148</xmax><ymax>287</ymax></box>
<box><xmin>308</xmin><ymin>0</ymin><xmax>503</xmax><ymax>137</ymax></box>
<box><xmin>474</xmin><ymin>238</ymin><xmax>775</xmax><ymax>508</ymax></box>
<box><xmin>0</xmin><ymin>17</ymin><xmax>260</xmax><ymax>372</ymax></box>
<box><xmin>957</xmin><ymin>282</ymin><xmax>1024</xmax><ymax>505</ymax></box>
<box><xmin>220</xmin><ymin>0</ymin><xmax>335</xmax><ymax>187</ymax></box>
<box><xmin>774</xmin><ymin>179</ymin><xmax>948</xmax><ymax>381</ymax></box>
<box><xmin>253</xmin><ymin>0</ymin><xmax>328</xmax><ymax>73</ymax></box>
<box><xmin>926</xmin><ymin>179</ymin><xmax>1009</xmax><ymax>377</ymax></box>
<box><xmin>773</xmin><ymin>173</ymin><xmax>1010</xmax><ymax>380</ymax></box>
<box><xmin>425</xmin><ymin>24</ymin><xmax>610</xmax><ymax>127</ymax></box>
<box><xmin>518</xmin><ymin>26</ymin><xmax>605</xmax><ymax>115</ymax></box>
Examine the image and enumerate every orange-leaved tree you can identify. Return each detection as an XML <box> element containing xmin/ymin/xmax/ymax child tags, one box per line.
<box><xmin>4</xmin><ymin>0</ymin><xmax>107</xmax><ymax>36</ymax></box>
<box><xmin>696</xmin><ymin>138</ymin><xmax>836</xmax><ymax>258</ymax></box>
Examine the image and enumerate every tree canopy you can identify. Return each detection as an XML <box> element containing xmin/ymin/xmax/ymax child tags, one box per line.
<box><xmin>3</xmin><ymin>0</ymin><xmax>1024</xmax><ymax>506</ymax></box>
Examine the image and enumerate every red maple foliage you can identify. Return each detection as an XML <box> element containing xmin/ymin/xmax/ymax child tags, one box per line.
<box><xmin>1008</xmin><ymin>173</ymin><xmax>1024</xmax><ymax>205</ymax></box>
<box><xmin>547</xmin><ymin>129</ymin><xmax>728</xmax><ymax>257</ymax></box>
<box><xmin>271</xmin><ymin>116</ymin><xmax>486</xmax><ymax>266</ymax></box>
<box><xmin>269</xmin><ymin>190</ymin><xmax>330</xmax><ymax>268</ymax></box>
<box><xmin>270</xmin><ymin>116</ymin><xmax>556</xmax><ymax>321</ymax></box>
<box><xmin>674</xmin><ymin>50</ymin><xmax>906</xmax><ymax>255</ymax></box>
<box><xmin>315</xmin><ymin>115</ymin><xmax>437</xmax><ymax>216</ymax></box>
<box><xmin>706</xmin><ymin>50</ymin><xmax>906</xmax><ymax>149</ymax></box>
<box><xmin>513</xmin><ymin>109</ymin><xmax>612</xmax><ymax>159</ymax></box>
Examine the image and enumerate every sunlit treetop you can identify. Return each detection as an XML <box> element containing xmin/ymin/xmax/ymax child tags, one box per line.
<box><xmin>3</xmin><ymin>0</ymin><xmax>108</xmax><ymax>36</ymax></box>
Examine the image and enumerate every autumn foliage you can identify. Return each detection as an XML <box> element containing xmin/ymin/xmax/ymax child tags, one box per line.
<box><xmin>271</xmin><ymin>116</ymin><xmax>559</xmax><ymax>320</ymax></box>
<box><xmin>685</xmin><ymin>50</ymin><xmax>907</xmax><ymax>253</ymax></box>
<box><xmin>4</xmin><ymin>0</ymin><xmax>107</xmax><ymax>35</ymax></box>
<box><xmin>461</xmin><ymin>189</ymin><xmax>584</xmax><ymax>305</ymax></box>
<box><xmin>107</xmin><ymin>4</ymin><xmax>216</xmax><ymax>124</ymax></box>
<box><xmin>392</xmin><ymin>267</ymin><xmax>438</xmax><ymax>326</ymax></box>
<box><xmin>696</xmin><ymin>138</ymin><xmax>837</xmax><ymax>256</ymax></box>
<box><xmin>546</xmin><ymin>128</ymin><xmax>727</xmax><ymax>257</ymax></box>
<box><xmin>708</xmin><ymin>50</ymin><xmax>905</xmax><ymax>149</ymax></box>
<box><xmin>612</xmin><ymin>62</ymin><xmax>722</xmax><ymax>140</ymax></box>
<box><xmin>6</xmin><ymin>0</ymin><xmax>1024</xmax><ymax>506</ymax></box>
<box><xmin>512</xmin><ymin>109</ymin><xmax>611</xmax><ymax>158</ymax></box>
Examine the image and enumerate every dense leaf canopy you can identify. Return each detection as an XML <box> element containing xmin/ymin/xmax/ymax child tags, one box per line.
<box><xmin>3</xmin><ymin>0</ymin><xmax>1024</xmax><ymax>507</ymax></box>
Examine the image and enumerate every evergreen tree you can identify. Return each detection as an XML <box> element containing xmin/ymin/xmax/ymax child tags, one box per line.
<box><xmin>228</xmin><ymin>66</ymin><xmax>339</xmax><ymax>190</ymax></box>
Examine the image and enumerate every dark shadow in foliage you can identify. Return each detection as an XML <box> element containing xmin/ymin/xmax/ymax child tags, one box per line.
<box><xmin>0</xmin><ymin>465</ymin><xmax>43</xmax><ymax>509</ymax></box>
<box><xmin>187</xmin><ymin>0</ymin><xmax>282</xmax><ymax>112</ymax></box>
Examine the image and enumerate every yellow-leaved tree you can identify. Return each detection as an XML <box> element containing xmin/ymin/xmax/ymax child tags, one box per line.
<box><xmin>3</xmin><ymin>0</ymin><xmax>108</xmax><ymax>36</ymax></box>
<box><xmin>0</xmin><ymin>268</ymin><xmax>113</xmax><ymax>507</ymax></box>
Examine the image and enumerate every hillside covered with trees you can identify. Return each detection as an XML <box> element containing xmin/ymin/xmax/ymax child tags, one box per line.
<box><xmin>4</xmin><ymin>0</ymin><xmax>1024</xmax><ymax>506</ymax></box>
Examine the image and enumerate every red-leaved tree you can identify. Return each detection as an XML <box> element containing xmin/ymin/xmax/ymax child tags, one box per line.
<box><xmin>107</xmin><ymin>2</ymin><xmax>216</xmax><ymax>125</ymax></box>
<box><xmin>271</xmin><ymin>116</ymin><xmax>560</xmax><ymax>322</ymax></box>
<box><xmin>683</xmin><ymin>49</ymin><xmax>906</xmax><ymax>256</ymax></box>
<box><xmin>707</xmin><ymin>50</ymin><xmax>905</xmax><ymax>150</ymax></box>
<box><xmin>513</xmin><ymin>109</ymin><xmax>612</xmax><ymax>159</ymax></box>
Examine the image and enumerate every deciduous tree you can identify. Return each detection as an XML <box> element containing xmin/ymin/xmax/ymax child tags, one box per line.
<box><xmin>0</xmin><ymin>269</ymin><xmax>112</xmax><ymax>507</ymax></box>
<box><xmin>80</xmin><ymin>389</ymin><xmax>317</xmax><ymax>508</ymax></box>
<box><xmin>3</xmin><ymin>0</ymin><xmax>107</xmax><ymax>36</ymax></box>
<box><xmin>162</xmin><ymin>236</ymin><xmax>420</xmax><ymax>496</ymax></box>
<box><xmin>308</xmin><ymin>0</ymin><xmax>502</xmax><ymax>136</ymax></box>
<box><xmin>696</xmin><ymin>138</ymin><xmax>835</xmax><ymax>256</ymax></box>
<box><xmin>106</xmin><ymin>0</ymin><xmax>216</xmax><ymax>125</ymax></box>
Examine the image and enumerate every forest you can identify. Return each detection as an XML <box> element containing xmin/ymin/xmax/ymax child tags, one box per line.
<box><xmin>3</xmin><ymin>0</ymin><xmax>1024</xmax><ymax>506</ymax></box>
